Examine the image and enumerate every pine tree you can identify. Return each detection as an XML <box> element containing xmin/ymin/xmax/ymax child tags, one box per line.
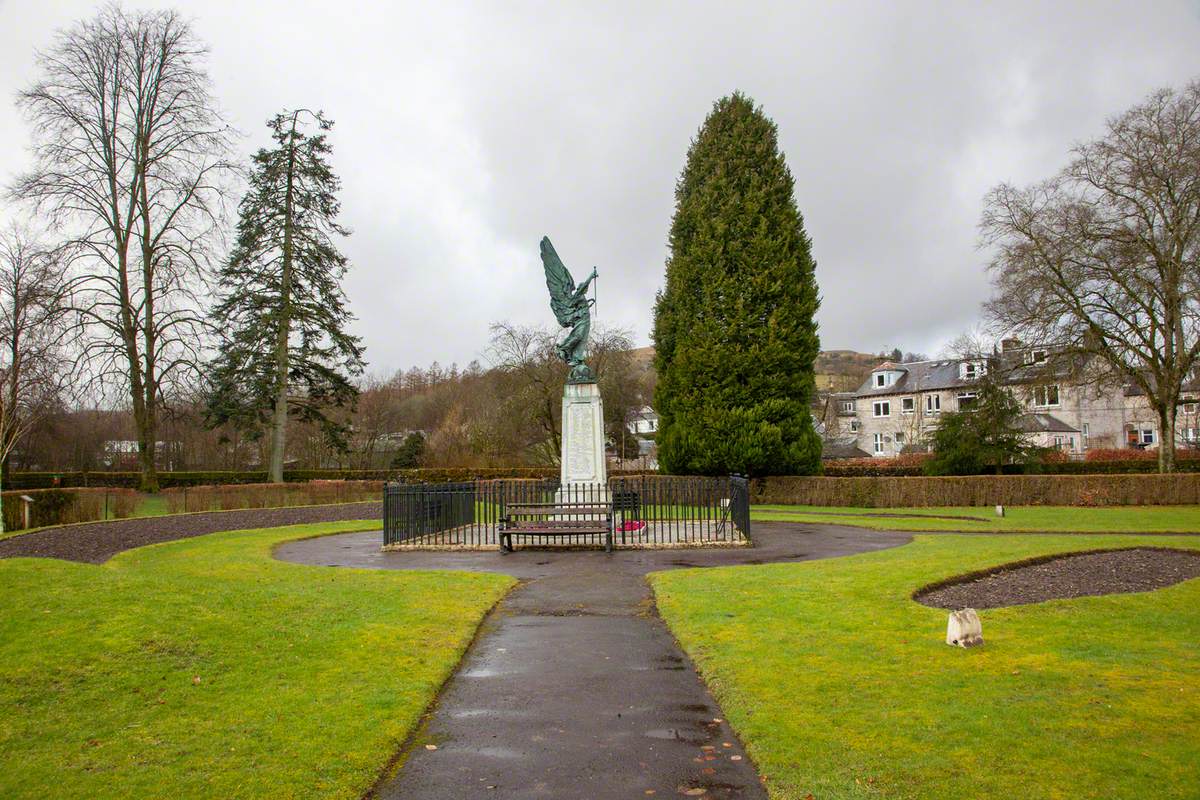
<box><xmin>925</xmin><ymin>375</ymin><xmax>1040</xmax><ymax>475</ymax></box>
<box><xmin>206</xmin><ymin>110</ymin><xmax>365</xmax><ymax>482</ymax></box>
<box><xmin>390</xmin><ymin>432</ymin><xmax>426</xmax><ymax>469</ymax></box>
<box><xmin>653</xmin><ymin>92</ymin><xmax>822</xmax><ymax>476</ymax></box>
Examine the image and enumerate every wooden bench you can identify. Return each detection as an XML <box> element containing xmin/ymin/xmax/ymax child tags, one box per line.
<box><xmin>499</xmin><ymin>502</ymin><xmax>614</xmax><ymax>553</ymax></box>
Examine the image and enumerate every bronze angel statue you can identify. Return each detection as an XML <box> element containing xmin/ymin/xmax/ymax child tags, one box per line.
<box><xmin>540</xmin><ymin>236</ymin><xmax>598</xmax><ymax>384</ymax></box>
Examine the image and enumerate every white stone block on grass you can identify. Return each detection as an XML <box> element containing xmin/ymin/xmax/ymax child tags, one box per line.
<box><xmin>946</xmin><ymin>608</ymin><xmax>984</xmax><ymax>648</ymax></box>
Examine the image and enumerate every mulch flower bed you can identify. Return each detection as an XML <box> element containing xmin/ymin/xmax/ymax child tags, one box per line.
<box><xmin>0</xmin><ymin>501</ymin><xmax>382</xmax><ymax>564</ymax></box>
<box><xmin>916</xmin><ymin>547</ymin><xmax>1200</xmax><ymax>609</ymax></box>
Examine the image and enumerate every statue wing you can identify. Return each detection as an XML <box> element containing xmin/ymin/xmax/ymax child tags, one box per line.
<box><xmin>540</xmin><ymin>236</ymin><xmax>576</xmax><ymax>326</ymax></box>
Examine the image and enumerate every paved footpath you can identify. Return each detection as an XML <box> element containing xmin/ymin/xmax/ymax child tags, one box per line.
<box><xmin>276</xmin><ymin>523</ymin><xmax>910</xmax><ymax>799</ymax></box>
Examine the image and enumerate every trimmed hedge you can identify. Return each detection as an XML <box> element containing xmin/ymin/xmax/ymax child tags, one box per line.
<box><xmin>822</xmin><ymin>459</ymin><xmax>1200</xmax><ymax>477</ymax></box>
<box><xmin>0</xmin><ymin>487</ymin><xmax>138</xmax><ymax>531</ymax></box>
<box><xmin>752</xmin><ymin>474</ymin><xmax>1200</xmax><ymax>507</ymax></box>
<box><xmin>161</xmin><ymin>481</ymin><xmax>385</xmax><ymax>513</ymax></box>
<box><xmin>2</xmin><ymin>466</ymin><xmax>660</xmax><ymax>490</ymax></box>
<box><xmin>3</xmin><ymin>467</ymin><xmax>567</xmax><ymax>490</ymax></box>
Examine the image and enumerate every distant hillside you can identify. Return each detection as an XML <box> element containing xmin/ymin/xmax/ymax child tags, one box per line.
<box><xmin>814</xmin><ymin>350</ymin><xmax>882</xmax><ymax>393</ymax></box>
<box><xmin>628</xmin><ymin>345</ymin><xmax>655</xmax><ymax>369</ymax></box>
<box><xmin>627</xmin><ymin>346</ymin><xmax>879</xmax><ymax>395</ymax></box>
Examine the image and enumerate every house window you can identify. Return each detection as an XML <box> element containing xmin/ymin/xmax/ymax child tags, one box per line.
<box><xmin>873</xmin><ymin>433</ymin><xmax>884</xmax><ymax>454</ymax></box>
<box><xmin>874</xmin><ymin>373</ymin><xmax>886</xmax><ymax>388</ymax></box>
<box><xmin>925</xmin><ymin>395</ymin><xmax>941</xmax><ymax>414</ymax></box>
<box><xmin>963</xmin><ymin>362</ymin><xmax>978</xmax><ymax>380</ymax></box>
<box><xmin>873</xmin><ymin>401</ymin><xmax>891</xmax><ymax>417</ymax></box>
<box><xmin>1184</xmin><ymin>428</ymin><xmax>1199</xmax><ymax>443</ymax></box>
<box><xmin>901</xmin><ymin>397</ymin><xmax>914</xmax><ymax>414</ymax></box>
<box><xmin>1033</xmin><ymin>385</ymin><xmax>1060</xmax><ymax>407</ymax></box>
<box><xmin>895</xmin><ymin>432</ymin><xmax>906</xmax><ymax>445</ymax></box>
<box><xmin>1140</xmin><ymin>429</ymin><xmax>1155</xmax><ymax>445</ymax></box>
<box><xmin>850</xmin><ymin>419</ymin><xmax>860</xmax><ymax>432</ymax></box>
<box><xmin>1183</xmin><ymin>403</ymin><xmax>1198</xmax><ymax>415</ymax></box>
<box><xmin>1082</xmin><ymin>422</ymin><xmax>1090</xmax><ymax>446</ymax></box>
<box><xmin>840</xmin><ymin>400</ymin><xmax>854</xmax><ymax>414</ymax></box>
<box><xmin>957</xmin><ymin>392</ymin><xmax>978</xmax><ymax>410</ymax></box>
<box><xmin>1025</xmin><ymin>349</ymin><xmax>1047</xmax><ymax>364</ymax></box>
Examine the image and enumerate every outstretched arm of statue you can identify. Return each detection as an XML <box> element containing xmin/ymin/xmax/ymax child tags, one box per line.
<box><xmin>575</xmin><ymin>267</ymin><xmax>598</xmax><ymax>296</ymax></box>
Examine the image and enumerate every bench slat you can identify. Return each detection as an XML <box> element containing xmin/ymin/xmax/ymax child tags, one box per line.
<box><xmin>504</xmin><ymin>520</ymin><xmax>611</xmax><ymax>527</ymax></box>
<box><xmin>504</xmin><ymin>528</ymin><xmax>610</xmax><ymax>536</ymax></box>
<box><xmin>506</xmin><ymin>508</ymin><xmax>611</xmax><ymax>516</ymax></box>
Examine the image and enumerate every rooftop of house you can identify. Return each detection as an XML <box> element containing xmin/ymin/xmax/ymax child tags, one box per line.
<box><xmin>1015</xmin><ymin>413</ymin><xmax>1080</xmax><ymax>434</ymax></box>
<box><xmin>821</xmin><ymin>440</ymin><xmax>871</xmax><ymax>460</ymax></box>
<box><xmin>628</xmin><ymin>405</ymin><xmax>658</xmax><ymax>421</ymax></box>
<box><xmin>854</xmin><ymin>359</ymin><xmax>985</xmax><ymax>398</ymax></box>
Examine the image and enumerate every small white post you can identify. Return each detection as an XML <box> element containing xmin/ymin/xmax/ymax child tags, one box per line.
<box><xmin>947</xmin><ymin>608</ymin><xmax>984</xmax><ymax>648</ymax></box>
<box><xmin>995</xmin><ymin>504</ymin><xmax>1005</xmax><ymax>517</ymax></box>
<box><xmin>20</xmin><ymin>495</ymin><xmax>35</xmax><ymax>530</ymax></box>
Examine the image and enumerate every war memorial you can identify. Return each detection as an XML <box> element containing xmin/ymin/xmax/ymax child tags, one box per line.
<box><xmin>381</xmin><ymin>238</ymin><xmax>750</xmax><ymax>551</ymax></box>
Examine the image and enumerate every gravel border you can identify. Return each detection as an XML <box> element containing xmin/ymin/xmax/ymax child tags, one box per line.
<box><xmin>0</xmin><ymin>501</ymin><xmax>382</xmax><ymax>564</ymax></box>
<box><xmin>915</xmin><ymin>546</ymin><xmax>1200</xmax><ymax>609</ymax></box>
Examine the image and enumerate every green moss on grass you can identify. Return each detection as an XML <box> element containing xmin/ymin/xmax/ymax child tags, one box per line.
<box><xmin>752</xmin><ymin>504</ymin><xmax>1200</xmax><ymax>533</ymax></box>
<box><xmin>651</xmin><ymin>533</ymin><xmax>1200</xmax><ymax>799</ymax></box>
<box><xmin>0</xmin><ymin>520</ymin><xmax>515</xmax><ymax>799</ymax></box>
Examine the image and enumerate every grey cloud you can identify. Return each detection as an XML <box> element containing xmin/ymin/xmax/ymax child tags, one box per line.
<box><xmin>2</xmin><ymin>0</ymin><xmax>1199</xmax><ymax>374</ymax></box>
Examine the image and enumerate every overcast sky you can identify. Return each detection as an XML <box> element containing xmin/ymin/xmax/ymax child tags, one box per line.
<box><xmin>3</xmin><ymin>1</ymin><xmax>1200</xmax><ymax>375</ymax></box>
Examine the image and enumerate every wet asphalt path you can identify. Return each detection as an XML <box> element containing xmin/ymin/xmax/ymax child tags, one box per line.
<box><xmin>276</xmin><ymin>523</ymin><xmax>911</xmax><ymax>799</ymax></box>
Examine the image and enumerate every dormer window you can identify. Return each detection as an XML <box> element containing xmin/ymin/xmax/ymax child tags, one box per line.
<box><xmin>1025</xmin><ymin>349</ymin><xmax>1048</xmax><ymax>365</ymax></box>
<box><xmin>960</xmin><ymin>361</ymin><xmax>985</xmax><ymax>380</ymax></box>
<box><xmin>871</xmin><ymin>368</ymin><xmax>903</xmax><ymax>389</ymax></box>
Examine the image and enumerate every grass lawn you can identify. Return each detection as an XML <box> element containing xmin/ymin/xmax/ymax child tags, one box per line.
<box><xmin>651</xmin><ymin>533</ymin><xmax>1200</xmax><ymax>800</ymax></box>
<box><xmin>0</xmin><ymin>520</ymin><xmax>515</xmax><ymax>799</ymax></box>
<box><xmin>752</xmin><ymin>503</ymin><xmax>1200</xmax><ymax>532</ymax></box>
<box><xmin>131</xmin><ymin>492</ymin><xmax>170</xmax><ymax>517</ymax></box>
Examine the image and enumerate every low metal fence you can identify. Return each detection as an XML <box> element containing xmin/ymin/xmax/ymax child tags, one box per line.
<box><xmin>382</xmin><ymin>474</ymin><xmax>750</xmax><ymax>549</ymax></box>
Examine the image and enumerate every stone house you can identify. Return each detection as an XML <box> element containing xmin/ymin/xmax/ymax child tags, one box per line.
<box><xmin>629</xmin><ymin>405</ymin><xmax>659</xmax><ymax>436</ymax></box>
<box><xmin>820</xmin><ymin>392</ymin><xmax>859</xmax><ymax>438</ymax></box>
<box><xmin>844</xmin><ymin>341</ymin><xmax>1196</xmax><ymax>457</ymax></box>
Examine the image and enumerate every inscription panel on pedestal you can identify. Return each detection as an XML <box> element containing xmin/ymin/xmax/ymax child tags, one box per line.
<box><xmin>566</xmin><ymin>403</ymin><xmax>596</xmax><ymax>481</ymax></box>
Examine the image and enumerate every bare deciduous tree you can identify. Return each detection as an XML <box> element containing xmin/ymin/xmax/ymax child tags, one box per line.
<box><xmin>982</xmin><ymin>80</ymin><xmax>1200</xmax><ymax>473</ymax></box>
<box><xmin>11</xmin><ymin>5</ymin><xmax>234</xmax><ymax>490</ymax></box>
<box><xmin>488</xmin><ymin>322</ymin><xmax>637</xmax><ymax>466</ymax></box>
<box><xmin>0</xmin><ymin>223</ymin><xmax>71</xmax><ymax>529</ymax></box>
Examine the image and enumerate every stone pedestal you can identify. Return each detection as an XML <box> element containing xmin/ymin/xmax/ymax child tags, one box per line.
<box><xmin>558</xmin><ymin>382</ymin><xmax>607</xmax><ymax>500</ymax></box>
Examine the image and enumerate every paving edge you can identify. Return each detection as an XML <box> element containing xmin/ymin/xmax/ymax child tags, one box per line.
<box><xmin>641</xmin><ymin>574</ymin><xmax>769</xmax><ymax>796</ymax></box>
<box><xmin>359</xmin><ymin>579</ymin><xmax>523</xmax><ymax>799</ymax></box>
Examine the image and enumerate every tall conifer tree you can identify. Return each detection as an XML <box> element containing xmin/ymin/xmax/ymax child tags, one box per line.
<box><xmin>207</xmin><ymin>110</ymin><xmax>365</xmax><ymax>482</ymax></box>
<box><xmin>653</xmin><ymin>93</ymin><xmax>822</xmax><ymax>475</ymax></box>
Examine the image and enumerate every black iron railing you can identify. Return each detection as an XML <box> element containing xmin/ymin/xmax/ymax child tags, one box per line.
<box><xmin>382</xmin><ymin>475</ymin><xmax>751</xmax><ymax>549</ymax></box>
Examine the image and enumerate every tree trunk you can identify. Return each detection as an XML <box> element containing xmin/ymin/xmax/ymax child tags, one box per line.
<box><xmin>127</xmin><ymin>341</ymin><xmax>156</xmax><ymax>491</ymax></box>
<box><xmin>1159</xmin><ymin>403</ymin><xmax>1177</xmax><ymax>474</ymax></box>
<box><xmin>137</xmin><ymin>410</ymin><xmax>158</xmax><ymax>491</ymax></box>
<box><xmin>137</xmin><ymin>143</ymin><xmax>161</xmax><ymax>493</ymax></box>
<box><xmin>268</xmin><ymin>120</ymin><xmax>300</xmax><ymax>484</ymax></box>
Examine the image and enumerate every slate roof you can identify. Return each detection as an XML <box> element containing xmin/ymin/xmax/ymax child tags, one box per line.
<box><xmin>825</xmin><ymin>391</ymin><xmax>857</xmax><ymax>416</ymax></box>
<box><xmin>1015</xmin><ymin>413</ymin><xmax>1079</xmax><ymax>434</ymax></box>
<box><xmin>854</xmin><ymin>360</ymin><xmax>981</xmax><ymax>398</ymax></box>
<box><xmin>1124</xmin><ymin>380</ymin><xmax>1200</xmax><ymax>398</ymax></box>
<box><xmin>821</xmin><ymin>441</ymin><xmax>872</xmax><ymax>460</ymax></box>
